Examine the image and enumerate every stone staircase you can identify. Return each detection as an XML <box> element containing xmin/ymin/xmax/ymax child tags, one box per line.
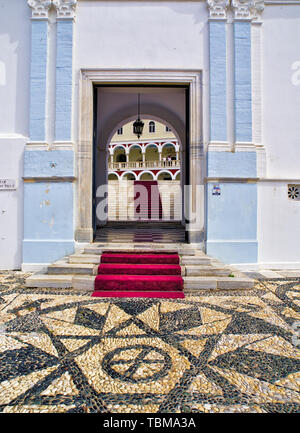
<box><xmin>26</xmin><ymin>242</ymin><xmax>254</xmax><ymax>292</ymax></box>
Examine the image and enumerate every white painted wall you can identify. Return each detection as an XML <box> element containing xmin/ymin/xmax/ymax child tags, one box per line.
<box><xmin>258</xmin><ymin>181</ymin><xmax>300</xmax><ymax>268</ymax></box>
<box><xmin>0</xmin><ymin>0</ymin><xmax>30</xmax><ymax>269</ymax></box>
<box><xmin>258</xmin><ymin>5</ymin><xmax>300</xmax><ymax>267</ymax></box>
<box><xmin>262</xmin><ymin>5</ymin><xmax>300</xmax><ymax>178</ymax></box>
<box><xmin>74</xmin><ymin>1</ymin><xmax>206</xmax><ymax>70</ymax></box>
<box><xmin>0</xmin><ymin>137</ymin><xmax>25</xmax><ymax>270</ymax></box>
<box><xmin>0</xmin><ymin>0</ymin><xmax>31</xmax><ymax>135</ymax></box>
<box><xmin>73</xmin><ymin>0</ymin><xmax>209</xmax><ymax>144</ymax></box>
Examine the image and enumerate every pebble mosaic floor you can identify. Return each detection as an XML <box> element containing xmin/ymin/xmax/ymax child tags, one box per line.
<box><xmin>0</xmin><ymin>271</ymin><xmax>299</xmax><ymax>414</ymax></box>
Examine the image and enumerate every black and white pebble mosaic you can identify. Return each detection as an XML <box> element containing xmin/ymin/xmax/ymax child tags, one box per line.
<box><xmin>0</xmin><ymin>271</ymin><xmax>299</xmax><ymax>413</ymax></box>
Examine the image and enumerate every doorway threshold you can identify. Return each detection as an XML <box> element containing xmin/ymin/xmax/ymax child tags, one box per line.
<box><xmin>95</xmin><ymin>222</ymin><xmax>186</xmax><ymax>243</ymax></box>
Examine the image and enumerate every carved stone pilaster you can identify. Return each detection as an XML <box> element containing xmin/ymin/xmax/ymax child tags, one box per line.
<box><xmin>207</xmin><ymin>0</ymin><xmax>230</xmax><ymax>19</ymax></box>
<box><xmin>53</xmin><ymin>0</ymin><xmax>77</xmax><ymax>19</ymax></box>
<box><xmin>27</xmin><ymin>0</ymin><xmax>51</xmax><ymax>19</ymax></box>
<box><xmin>231</xmin><ymin>0</ymin><xmax>265</xmax><ymax>20</ymax></box>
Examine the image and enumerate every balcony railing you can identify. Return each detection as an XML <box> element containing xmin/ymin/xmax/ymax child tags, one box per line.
<box><xmin>108</xmin><ymin>160</ymin><xmax>180</xmax><ymax>171</ymax></box>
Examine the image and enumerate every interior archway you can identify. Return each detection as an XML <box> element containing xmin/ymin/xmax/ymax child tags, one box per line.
<box><xmin>102</xmin><ymin>115</ymin><xmax>183</xmax><ymax>226</ymax></box>
<box><xmin>90</xmin><ymin>83</ymin><xmax>198</xmax><ymax>244</ymax></box>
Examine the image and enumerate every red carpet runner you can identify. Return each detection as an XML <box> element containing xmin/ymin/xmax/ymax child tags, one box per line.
<box><xmin>92</xmin><ymin>251</ymin><xmax>185</xmax><ymax>298</ymax></box>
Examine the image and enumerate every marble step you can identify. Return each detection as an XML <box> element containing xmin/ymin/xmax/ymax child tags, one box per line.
<box><xmin>184</xmin><ymin>265</ymin><xmax>230</xmax><ymax>277</ymax></box>
<box><xmin>26</xmin><ymin>274</ymin><xmax>254</xmax><ymax>291</ymax></box>
<box><xmin>69</xmin><ymin>254</ymin><xmax>101</xmax><ymax>264</ymax></box>
<box><xmin>84</xmin><ymin>246</ymin><xmax>196</xmax><ymax>256</ymax></box>
<box><xmin>25</xmin><ymin>274</ymin><xmax>95</xmax><ymax>290</ymax></box>
<box><xmin>180</xmin><ymin>256</ymin><xmax>211</xmax><ymax>265</ymax></box>
<box><xmin>47</xmin><ymin>263</ymin><xmax>97</xmax><ymax>275</ymax></box>
<box><xmin>183</xmin><ymin>276</ymin><xmax>254</xmax><ymax>291</ymax></box>
<box><xmin>26</xmin><ymin>274</ymin><xmax>74</xmax><ymax>288</ymax></box>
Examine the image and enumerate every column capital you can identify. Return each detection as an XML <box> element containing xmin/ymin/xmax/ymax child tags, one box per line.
<box><xmin>27</xmin><ymin>0</ymin><xmax>51</xmax><ymax>19</ymax></box>
<box><xmin>231</xmin><ymin>0</ymin><xmax>265</xmax><ymax>21</ymax></box>
<box><xmin>207</xmin><ymin>0</ymin><xmax>230</xmax><ymax>19</ymax></box>
<box><xmin>53</xmin><ymin>0</ymin><xmax>77</xmax><ymax>20</ymax></box>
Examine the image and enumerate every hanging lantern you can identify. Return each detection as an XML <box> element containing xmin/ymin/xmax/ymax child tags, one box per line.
<box><xmin>133</xmin><ymin>93</ymin><xmax>144</xmax><ymax>139</ymax></box>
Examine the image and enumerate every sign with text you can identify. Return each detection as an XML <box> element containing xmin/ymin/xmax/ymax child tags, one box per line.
<box><xmin>0</xmin><ymin>179</ymin><xmax>17</xmax><ymax>191</ymax></box>
<box><xmin>212</xmin><ymin>185</ymin><xmax>221</xmax><ymax>196</ymax></box>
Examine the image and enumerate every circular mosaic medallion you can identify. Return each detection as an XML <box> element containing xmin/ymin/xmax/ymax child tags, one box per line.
<box><xmin>102</xmin><ymin>344</ymin><xmax>172</xmax><ymax>383</ymax></box>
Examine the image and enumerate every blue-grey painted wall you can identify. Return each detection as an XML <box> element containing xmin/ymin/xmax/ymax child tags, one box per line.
<box><xmin>209</xmin><ymin>21</ymin><xmax>227</xmax><ymax>142</ymax></box>
<box><xmin>207</xmin><ymin>151</ymin><xmax>257</xmax><ymax>178</ymax></box>
<box><xmin>206</xmin><ymin>181</ymin><xmax>258</xmax><ymax>264</ymax></box>
<box><xmin>234</xmin><ymin>21</ymin><xmax>252</xmax><ymax>142</ymax></box>
<box><xmin>206</xmin><ymin>149</ymin><xmax>258</xmax><ymax>264</ymax></box>
<box><xmin>24</xmin><ymin>150</ymin><xmax>75</xmax><ymax>178</ymax></box>
<box><xmin>29</xmin><ymin>20</ymin><xmax>48</xmax><ymax>141</ymax></box>
<box><xmin>23</xmin><ymin>182</ymin><xmax>74</xmax><ymax>263</ymax></box>
<box><xmin>55</xmin><ymin>20</ymin><xmax>73</xmax><ymax>142</ymax></box>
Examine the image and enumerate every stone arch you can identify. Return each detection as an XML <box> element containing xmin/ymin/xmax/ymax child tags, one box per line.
<box><xmin>137</xmin><ymin>171</ymin><xmax>155</xmax><ymax>180</ymax></box>
<box><xmin>161</xmin><ymin>141</ymin><xmax>177</xmax><ymax>151</ymax></box>
<box><xmin>120</xmin><ymin>171</ymin><xmax>137</xmax><ymax>180</ymax></box>
<box><xmin>112</xmin><ymin>144</ymin><xmax>127</xmax><ymax>152</ymax></box>
<box><xmin>100</xmin><ymin>103</ymin><xmax>185</xmax><ymax>152</ymax></box>
<box><xmin>112</xmin><ymin>145</ymin><xmax>127</xmax><ymax>163</ymax></box>
<box><xmin>145</xmin><ymin>143</ymin><xmax>159</xmax><ymax>162</ymax></box>
<box><xmin>161</xmin><ymin>142</ymin><xmax>177</xmax><ymax>161</ymax></box>
<box><xmin>128</xmin><ymin>144</ymin><xmax>142</xmax><ymax>163</ymax></box>
<box><xmin>156</xmin><ymin>170</ymin><xmax>174</xmax><ymax>180</ymax></box>
<box><xmin>108</xmin><ymin>172</ymin><xmax>120</xmax><ymax>180</ymax></box>
<box><xmin>144</xmin><ymin>142</ymin><xmax>159</xmax><ymax>151</ymax></box>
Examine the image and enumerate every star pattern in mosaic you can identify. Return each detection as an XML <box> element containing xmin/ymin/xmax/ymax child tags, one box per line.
<box><xmin>0</xmin><ymin>272</ymin><xmax>299</xmax><ymax>413</ymax></box>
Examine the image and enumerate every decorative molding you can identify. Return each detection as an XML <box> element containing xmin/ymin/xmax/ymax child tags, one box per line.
<box><xmin>26</xmin><ymin>142</ymin><xmax>75</xmax><ymax>151</ymax></box>
<box><xmin>27</xmin><ymin>0</ymin><xmax>51</xmax><ymax>19</ymax></box>
<box><xmin>207</xmin><ymin>0</ymin><xmax>230</xmax><ymax>19</ymax></box>
<box><xmin>53</xmin><ymin>0</ymin><xmax>77</xmax><ymax>19</ymax></box>
<box><xmin>207</xmin><ymin>142</ymin><xmax>232</xmax><ymax>152</ymax></box>
<box><xmin>23</xmin><ymin>176</ymin><xmax>76</xmax><ymax>183</ymax></box>
<box><xmin>231</xmin><ymin>0</ymin><xmax>265</xmax><ymax>20</ymax></box>
<box><xmin>205</xmin><ymin>177</ymin><xmax>259</xmax><ymax>182</ymax></box>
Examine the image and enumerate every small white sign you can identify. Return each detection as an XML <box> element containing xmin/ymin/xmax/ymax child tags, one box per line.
<box><xmin>0</xmin><ymin>179</ymin><xmax>17</xmax><ymax>191</ymax></box>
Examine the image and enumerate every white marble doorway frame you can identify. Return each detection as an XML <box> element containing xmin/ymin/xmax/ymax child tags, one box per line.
<box><xmin>76</xmin><ymin>69</ymin><xmax>203</xmax><ymax>244</ymax></box>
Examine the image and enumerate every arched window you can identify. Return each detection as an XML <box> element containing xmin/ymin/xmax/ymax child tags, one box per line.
<box><xmin>117</xmin><ymin>127</ymin><xmax>123</xmax><ymax>135</ymax></box>
<box><xmin>116</xmin><ymin>153</ymin><xmax>126</xmax><ymax>162</ymax></box>
<box><xmin>149</xmin><ymin>121</ymin><xmax>155</xmax><ymax>133</ymax></box>
<box><xmin>165</xmin><ymin>125</ymin><xmax>171</xmax><ymax>132</ymax></box>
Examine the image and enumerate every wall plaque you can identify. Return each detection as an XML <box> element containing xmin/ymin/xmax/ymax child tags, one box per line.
<box><xmin>0</xmin><ymin>179</ymin><xmax>17</xmax><ymax>191</ymax></box>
